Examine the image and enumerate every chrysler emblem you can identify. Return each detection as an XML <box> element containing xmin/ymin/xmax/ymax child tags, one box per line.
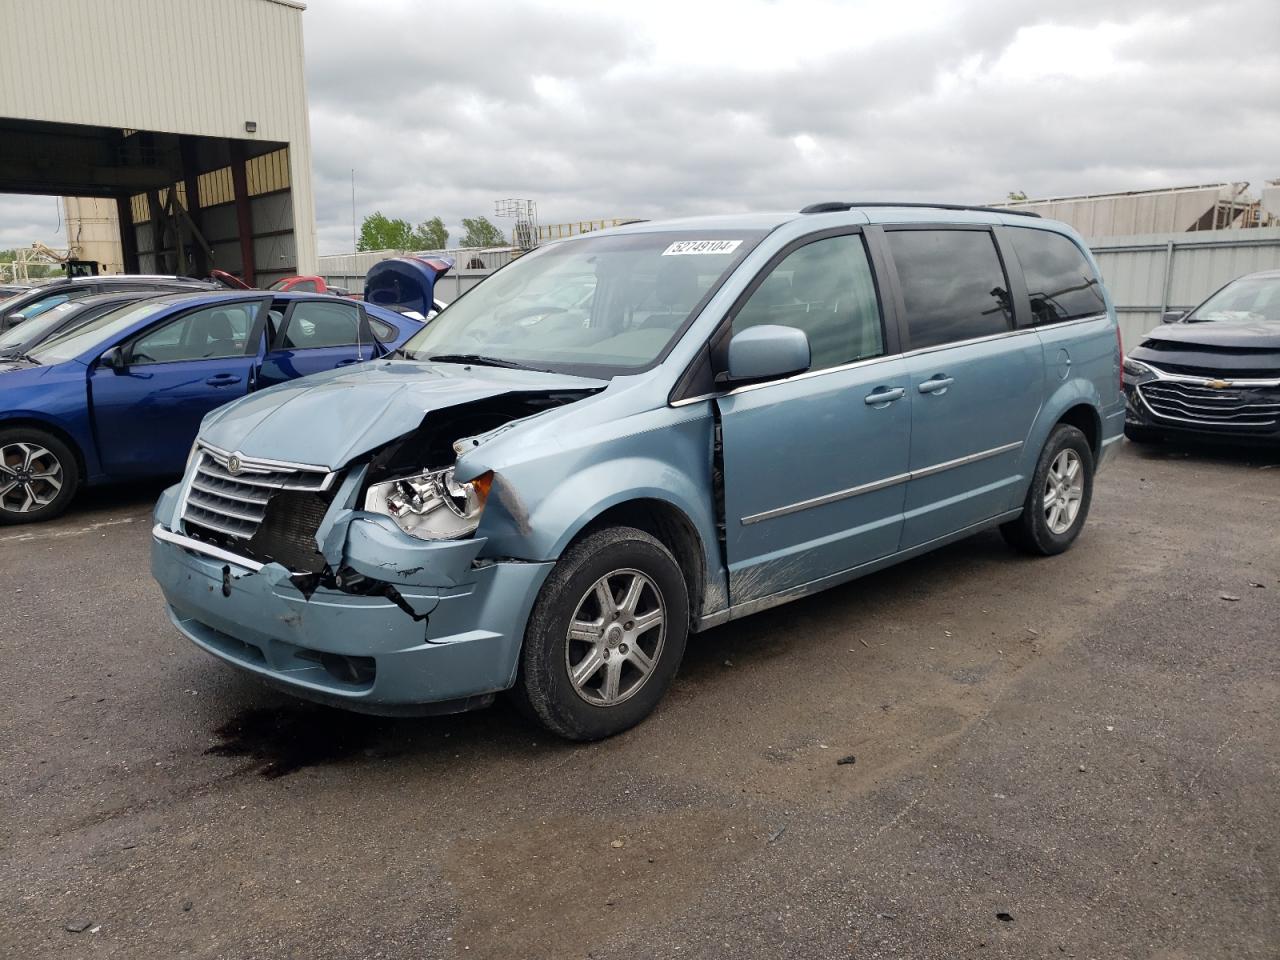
<box><xmin>227</xmin><ymin>455</ymin><xmax>242</xmax><ymax>476</ymax></box>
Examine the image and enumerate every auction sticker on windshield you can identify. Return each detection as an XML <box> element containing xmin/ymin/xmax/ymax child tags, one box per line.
<box><xmin>661</xmin><ymin>239</ymin><xmax>743</xmax><ymax>256</ymax></box>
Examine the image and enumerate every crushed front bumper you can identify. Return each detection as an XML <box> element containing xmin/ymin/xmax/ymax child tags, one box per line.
<box><xmin>151</xmin><ymin>514</ymin><xmax>553</xmax><ymax>715</ymax></box>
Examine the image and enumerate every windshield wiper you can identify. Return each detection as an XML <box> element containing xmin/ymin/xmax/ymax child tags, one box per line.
<box><xmin>427</xmin><ymin>353</ymin><xmax>548</xmax><ymax>372</ymax></box>
<box><xmin>8</xmin><ymin>352</ymin><xmax>40</xmax><ymax>365</ymax></box>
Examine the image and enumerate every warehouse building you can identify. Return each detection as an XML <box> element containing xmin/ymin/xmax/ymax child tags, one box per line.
<box><xmin>0</xmin><ymin>0</ymin><xmax>317</xmax><ymax>285</ymax></box>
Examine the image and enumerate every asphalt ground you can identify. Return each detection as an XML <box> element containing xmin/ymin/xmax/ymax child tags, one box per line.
<box><xmin>2</xmin><ymin>440</ymin><xmax>1278</xmax><ymax>960</ymax></box>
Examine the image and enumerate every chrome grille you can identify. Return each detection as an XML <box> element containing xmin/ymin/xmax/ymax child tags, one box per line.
<box><xmin>181</xmin><ymin>445</ymin><xmax>333</xmax><ymax>540</ymax></box>
<box><xmin>1139</xmin><ymin>380</ymin><xmax>1280</xmax><ymax>428</ymax></box>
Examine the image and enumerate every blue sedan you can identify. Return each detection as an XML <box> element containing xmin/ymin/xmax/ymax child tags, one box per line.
<box><xmin>0</xmin><ymin>289</ymin><xmax>426</xmax><ymax>524</ymax></box>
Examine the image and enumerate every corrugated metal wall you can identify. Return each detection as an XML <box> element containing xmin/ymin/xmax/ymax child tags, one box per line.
<box><xmin>1091</xmin><ymin>228</ymin><xmax>1280</xmax><ymax>345</ymax></box>
<box><xmin>0</xmin><ymin>0</ymin><xmax>317</xmax><ymax>273</ymax></box>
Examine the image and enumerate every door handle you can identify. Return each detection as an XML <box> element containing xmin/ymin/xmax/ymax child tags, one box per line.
<box><xmin>864</xmin><ymin>386</ymin><xmax>905</xmax><ymax>406</ymax></box>
<box><xmin>205</xmin><ymin>373</ymin><xmax>242</xmax><ymax>386</ymax></box>
<box><xmin>918</xmin><ymin>375</ymin><xmax>954</xmax><ymax>394</ymax></box>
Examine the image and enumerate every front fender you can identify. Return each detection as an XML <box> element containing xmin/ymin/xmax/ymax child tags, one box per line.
<box><xmin>467</xmin><ymin>413</ymin><xmax>724</xmax><ymax>610</ymax></box>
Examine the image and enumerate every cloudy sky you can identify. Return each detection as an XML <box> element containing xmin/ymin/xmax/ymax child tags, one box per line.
<box><xmin>3</xmin><ymin>0</ymin><xmax>1278</xmax><ymax>254</ymax></box>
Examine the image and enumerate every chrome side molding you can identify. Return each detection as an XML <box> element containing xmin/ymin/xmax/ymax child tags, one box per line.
<box><xmin>741</xmin><ymin>440</ymin><xmax>1023</xmax><ymax>525</ymax></box>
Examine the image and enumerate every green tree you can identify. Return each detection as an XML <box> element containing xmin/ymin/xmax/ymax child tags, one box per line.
<box><xmin>460</xmin><ymin>216</ymin><xmax>507</xmax><ymax>248</ymax></box>
<box><xmin>357</xmin><ymin>211</ymin><xmax>415</xmax><ymax>251</ymax></box>
<box><xmin>1006</xmin><ymin>190</ymin><xmax>1029</xmax><ymax>202</ymax></box>
<box><xmin>357</xmin><ymin>212</ymin><xmax>450</xmax><ymax>251</ymax></box>
<box><xmin>412</xmin><ymin>216</ymin><xmax>449</xmax><ymax>250</ymax></box>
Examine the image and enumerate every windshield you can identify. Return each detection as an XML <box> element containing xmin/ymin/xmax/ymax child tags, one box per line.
<box><xmin>31</xmin><ymin>301</ymin><xmax>170</xmax><ymax>364</ymax></box>
<box><xmin>1187</xmin><ymin>276</ymin><xmax>1280</xmax><ymax>323</ymax></box>
<box><xmin>10</xmin><ymin>292</ymin><xmax>74</xmax><ymax>321</ymax></box>
<box><xmin>0</xmin><ymin>301</ymin><xmax>86</xmax><ymax>354</ymax></box>
<box><xmin>398</xmin><ymin>230</ymin><xmax>762</xmax><ymax>376</ymax></box>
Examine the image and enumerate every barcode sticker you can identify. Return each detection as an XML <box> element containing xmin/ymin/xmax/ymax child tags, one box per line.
<box><xmin>661</xmin><ymin>239</ymin><xmax>743</xmax><ymax>256</ymax></box>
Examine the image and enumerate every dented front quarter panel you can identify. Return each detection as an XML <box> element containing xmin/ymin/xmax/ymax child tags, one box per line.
<box><xmin>454</xmin><ymin>375</ymin><xmax>728</xmax><ymax>619</ymax></box>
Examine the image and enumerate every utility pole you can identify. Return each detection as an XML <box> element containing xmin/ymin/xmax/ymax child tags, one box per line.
<box><xmin>351</xmin><ymin>169</ymin><xmax>357</xmax><ymax>252</ymax></box>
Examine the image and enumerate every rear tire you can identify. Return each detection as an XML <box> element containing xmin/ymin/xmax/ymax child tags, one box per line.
<box><xmin>1001</xmin><ymin>424</ymin><xmax>1093</xmax><ymax>556</ymax></box>
<box><xmin>516</xmin><ymin>525</ymin><xmax>689</xmax><ymax>741</ymax></box>
<box><xmin>0</xmin><ymin>427</ymin><xmax>80</xmax><ymax>525</ymax></box>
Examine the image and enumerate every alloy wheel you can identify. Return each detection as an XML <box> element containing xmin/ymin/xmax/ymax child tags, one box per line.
<box><xmin>0</xmin><ymin>442</ymin><xmax>64</xmax><ymax>514</ymax></box>
<box><xmin>565</xmin><ymin>568</ymin><xmax>666</xmax><ymax>707</ymax></box>
<box><xmin>1043</xmin><ymin>448</ymin><xmax>1084</xmax><ymax>535</ymax></box>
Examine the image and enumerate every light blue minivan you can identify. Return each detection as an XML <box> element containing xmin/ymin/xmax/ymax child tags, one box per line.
<box><xmin>151</xmin><ymin>203</ymin><xmax>1124</xmax><ymax>739</ymax></box>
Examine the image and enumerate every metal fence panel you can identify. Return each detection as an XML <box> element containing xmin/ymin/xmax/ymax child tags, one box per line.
<box><xmin>1089</xmin><ymin>228</ymin><xmax>1280</xmax><ymax>344</ymax></box>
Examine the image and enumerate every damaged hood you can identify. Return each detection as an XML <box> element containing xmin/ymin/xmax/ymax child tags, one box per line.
<box><xmin>200</xmin><ymin>359</ymin><xmax>606</xmax><ymax>468</ymax></box>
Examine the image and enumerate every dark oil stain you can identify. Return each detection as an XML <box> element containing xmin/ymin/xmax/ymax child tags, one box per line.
<box><xmin>205</xmin><ymin>706</ymin><xmax>393</xmax><ymax>779</ymax></box>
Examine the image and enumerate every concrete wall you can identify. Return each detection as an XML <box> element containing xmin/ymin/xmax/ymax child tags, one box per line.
<box><xmin>62</xmin><ymin>197</ymin><xmax>124</xmax><ymax>273</ymax></box>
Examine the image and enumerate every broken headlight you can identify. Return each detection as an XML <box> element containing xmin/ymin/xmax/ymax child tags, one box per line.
<box><xmin>364</xmin><ymin>468</ymin><xmax>493</xmax><ymax>540</ymax></box>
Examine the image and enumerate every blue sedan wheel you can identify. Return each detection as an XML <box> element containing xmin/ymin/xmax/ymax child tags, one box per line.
<box><xmin>0</xmin><ymin>428</ymin><xmax>80</xmax><ymax>525</ymax></box>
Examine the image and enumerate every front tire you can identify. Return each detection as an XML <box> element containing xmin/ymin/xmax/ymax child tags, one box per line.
<box><xmin>516</xmin><ymin>526</ymin><xmax>689</xmax><ymax>741</ymax></box>
<box><xmin>1001</xmin><ymin>424</ymin><xmax>1093</xmax><ymax>556</ymax></box>
<box><xmin>0</xmin><ymin>427</ymin><xmax>80</xmax><ymax>525</ymax></box>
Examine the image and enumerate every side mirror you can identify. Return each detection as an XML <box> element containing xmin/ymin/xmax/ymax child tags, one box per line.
<box><xmin>99</xmin><ymin>345</ymin><xmax>126</xmax><ymax>371</ymax></box>
<box><xmin>1160</xmin><ymin>310</ymin><xmax>1186</xmax><ymax>324</ymax></box>
<box><xmin>724</xmin><ymin>324</ymin><xmax>810</xmax><ymax>382</ymax></box>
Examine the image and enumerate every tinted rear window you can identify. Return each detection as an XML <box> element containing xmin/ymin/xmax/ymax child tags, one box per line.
<box><xmin>887</xmin><ymin>229</ymin><xmax>1013</xmax><ymax>350</ymax></box>
<box><xmin>1007</xmin><ymin>227</ymin><xmax>1106</xmax><ymax>325</ymax></box>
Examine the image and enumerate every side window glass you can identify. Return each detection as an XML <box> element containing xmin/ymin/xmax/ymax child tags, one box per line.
<box><xmin>732</xmin><ymin>234</ymin><xmax>884</xmax><ymax>371</ymax></box>
<box><xmin>292</xmin><ymin>280</ymin><xmax>318</xmax><ymax>293</ymax></box>
<box><xmin>368</xmin><ymin>316</ymin><xmax>397</xmax><ymax>343</ymax></box>
<box><xmin>281</xmin><ymin>301</ymin><xmax>360</xmax><ymax>349</ymax></box>
<box><xmin>1006</xmin><ymin>227</ymin><xmax>1106</xmax><ymax>325</ymax></box>
<box><xmin>130</xmin><ymin>303</ymin><xmax>256</xmax><ymax>364</ymax></box>
<box><xmin>887</xmin><ymin>230</ymin><xmax>1013</xmax><ymax>350</ymax></box>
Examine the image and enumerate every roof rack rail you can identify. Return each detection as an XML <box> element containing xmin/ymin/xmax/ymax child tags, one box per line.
<box><xmin>799</xmin><ymin>201</ymin><xmax>1041</xmax><ymax>219</ymax></box>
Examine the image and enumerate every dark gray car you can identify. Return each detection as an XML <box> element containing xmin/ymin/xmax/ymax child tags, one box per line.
<box><xmin>0</xmin><ymin>275</ymin><xmax>219</xmax><ymax>331</ymax></box>
<box><xmin>0</xmin><ymin>291</ymin><xmax>162</xmax><ymax>359</ymax></box>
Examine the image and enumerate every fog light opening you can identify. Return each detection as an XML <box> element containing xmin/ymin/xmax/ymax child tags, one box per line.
<box><xmin>320</xmin><ymin>653</ymin><xmax>376</xmax><ymax>686</ymax></box>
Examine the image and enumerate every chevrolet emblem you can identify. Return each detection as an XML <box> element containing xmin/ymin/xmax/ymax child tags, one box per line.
<box><xmin>1203</xmin><ymin>379</ymin><xmax>1233</xmax><ymax>389</ymax></box>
